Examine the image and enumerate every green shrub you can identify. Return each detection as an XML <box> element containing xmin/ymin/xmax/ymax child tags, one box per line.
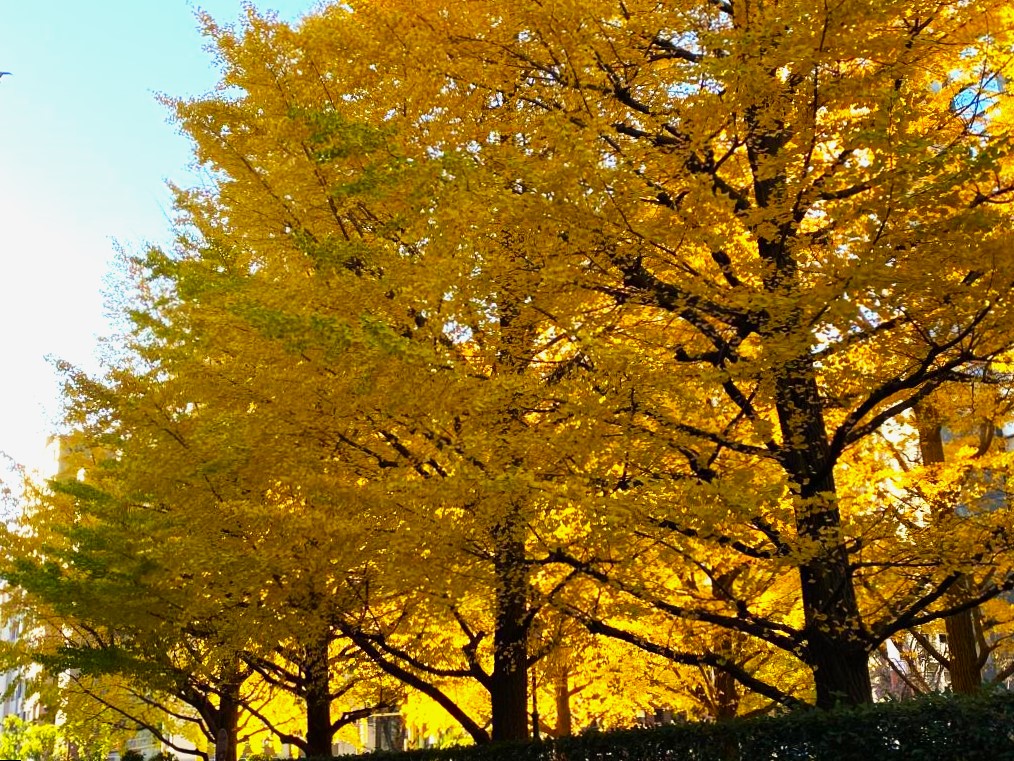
<box><xmin>310</xmin><ymin>690</ymin><xmax>1014</xmax><ymax>761</ymax></box>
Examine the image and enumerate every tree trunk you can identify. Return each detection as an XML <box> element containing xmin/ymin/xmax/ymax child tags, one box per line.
<box><xmin>214</xmin><ymin>677</ymin><xmax>241</xmax><ymax>761</ymax></box>
<box><xmin>746</xmin><ymin>83</ymin><xmax>872</xmax><ymax>706</ymax></box>
<box><xmin>916</xmin><ymin>410</ymin><xmax>982</xmax><ymax>693</ymax></box>
<box><xmin>711</xmin><ymin>573</ymin><xmax>741</xmax><ymax>720</ymax></box>
<box><xmin>714</xmin><ymin>667</ymin><xmax>739</xmax><ymax>720</ymax></box>
<box><xmin>776</xmin><ymin>361</ymin><xmax>872</xmax><ymax>707</ymax></box>
<box><xmin>488</xmin><ymin>284</ymin><xmax>537</xmax><ymax>742</ymax></box>
<box><xmin>303</xmin><ymin>633</ymin><xmax>334</xmax><ymax>757</ymax></box>
<box><xmin>945</xmin><ymin>603</ymin><xmax>982</xmax><ymax>693</ymax></box>
<box><xmin>554</xmin><ymin>666</ymin><xmax>572</xmax><ymax>737</ymax></box>
<box><xmin>490</xmin><ymin>522</ymin><xmax>529</xmax><ymax>742</ymax></box>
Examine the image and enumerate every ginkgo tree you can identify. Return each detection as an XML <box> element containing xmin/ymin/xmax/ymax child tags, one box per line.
<box><xmin>4</xmin><ymin>11</ymin><xmax>605</xmax><ymax>747</ymax></box>
<box><xmin>279</xmin><ymin>0</ymin><xmax>1014</xmax><ymax>708</ymax></box>
<box><xmin>8</xmin><ymin>0</ymin><xmax>1014</xmax><ymax>750</ymax></box>
<box><xmin>126</xmin><ymin>7</ymin><xmax>624</xmax><ymax>744</ymax></box>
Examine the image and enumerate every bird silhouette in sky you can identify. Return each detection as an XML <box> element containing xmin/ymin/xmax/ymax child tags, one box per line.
<box><xmin>0</xmin><ymin>72</ymin><xmax>11</xmax><ymax>80</ymax></box>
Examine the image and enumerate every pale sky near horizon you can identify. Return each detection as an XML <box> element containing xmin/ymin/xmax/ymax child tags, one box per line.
<box><xmin>0</xmin><ymin>1</ymin><xmax>320</xmax><ymax>480</ymax></box>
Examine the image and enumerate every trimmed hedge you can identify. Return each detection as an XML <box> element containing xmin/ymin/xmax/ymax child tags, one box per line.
<box><xmin>344</xmin><ymin>690</ymin><xmax>1014</xmax><ymax>761</ymax></box>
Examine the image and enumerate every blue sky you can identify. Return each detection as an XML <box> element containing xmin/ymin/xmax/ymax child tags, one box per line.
<box><xmin>0</xmin><ymin>1</ymin><xmax>319</xmax><ymax>477</ymax></box>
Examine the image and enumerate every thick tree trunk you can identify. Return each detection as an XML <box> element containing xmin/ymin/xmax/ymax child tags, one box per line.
<box><xmin>214</xmin><ymin>678</ymin><xmax>241</xmax><ymax>761</ymax></box>
<box><xmin>554</xmin><ymin>666</ymin><xmax>572</xmax><ymax>737</ymax></box>
<box><xmin>916</xmin><ymin>411</ymin><xmax>982</xmax><ymax>693</ymax></box>
<box><xmin>806</xmin><ymin>638</ymin><xmax>873</xmax><ymax>708</ymax></box>
<box><xmin>745</xmin><ymin>84</ymin><xmax>872</xmax><ymax>706</ymax></box>
<box><xmin>945</xmin><ymin>602</ymin><xmax>982</xmax><ymax>693</ymax></box>
<box><xmin>490</xmin><ymin>525</ymin><xmax>529</xmax><ymax>742</ymax></box>
<box><xmin>488</xmin><ymin>288</ymin><xmax>537</xmax><ymax>742</ymax></box>
<box><xmin>776</xmin><ymin>361</ymin><xmax>872</xmax><ymax>707</ymax></box>
<box><xmin>713</xmin><ymin>668</ymin><xmax>739</xmax><ymax>720</ymax></box>
<box><xmin>711</xmin><ymin>573</ymin><xmax>741</xmax><ymax>720</ymax></box>
<box><xmin>303</xmin><ymin>633</ymin><xmax>334</xmax><ymax>757</ymax></box>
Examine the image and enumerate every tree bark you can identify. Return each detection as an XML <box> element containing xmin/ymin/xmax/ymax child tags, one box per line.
<box><xmin>916</xmin><ymin>410</ymin><xmax>982</xmax><ymax>693</ymax></box>
<box><xmin>711</xmin><ymin>573</ymin><xmax>741</xmax><ymax>720</ymax></box>
<box><xmin>776</xmin><ymin>361</ymin><xmax>872</xmax><ymax>707</ymax></box>
<box><xmin>303</xmin><ymin>633</ymin><xmax>335</xmax><ymax>757</ymax></box>
<box><xmin>214</xmin><ymin>677</ymin><xmax>241</xmax><ymax>761</ymax></box>
<box><xmin>743</xmin><ymin>66</ymin><xmax>874</xmax><ymax>705</ymax></box>
<box><xmin>554</xmin><ymin>666</ymin><xmax>572</xmax><ymax>737</ymax></box>
<box><xmin>489</xmin><ymin>292</ymin><xmax>535</xmax><ymax>742</ymax></box>
<box><xmin>490</xmin><ymin>521</ymin><xmax>530</xmax><ymax>742</ymax></box>
<box><xmin>944</xmin><ymin>604</ymin><xmax>981</xmax><ymax>693</ymax></box>
<box><xmin>713</xmin><ymin>667</ymin><xmax>739</xmax><ymax>720</ymax></box>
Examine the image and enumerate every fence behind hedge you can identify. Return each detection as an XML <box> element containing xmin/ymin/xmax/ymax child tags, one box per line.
<box><xmin>348</xmin><ymin>690</ymin><xmax>1014</xmax><ymax>761</ymax></box>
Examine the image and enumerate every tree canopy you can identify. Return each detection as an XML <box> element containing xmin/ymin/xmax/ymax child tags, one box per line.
<box><xmin>4</xmin><ymin>0</ymin><xmax>1014</xmax><ymax>752</ymax></box>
